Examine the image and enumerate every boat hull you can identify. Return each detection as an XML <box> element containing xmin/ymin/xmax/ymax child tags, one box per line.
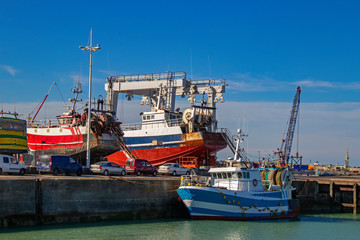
<box><xmin>27</xmin><ymin>126</ymin><xmax>119</xmax><ymax>162</ymax></box>
<box><xmin>106</xmin><ymin>131</ymin><xmax>227</xmax><ymax>167</ymax></box>
<box><xmin>177</xmin><ymin>187</ymin><xmax>300</xmax><ymax>220</ymax></box>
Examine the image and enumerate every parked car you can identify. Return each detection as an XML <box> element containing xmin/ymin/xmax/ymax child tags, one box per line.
<box><xmin>158</xmin><ymin>163</ymin><xmax>190</xmax><ymax>176</ymax></box>
<box><xmin>0</xmin><ymin>154</ymin><xmax>26</xmax><ymax>175</ymax></box>
<box><xmin>125</xmin><ymin>159</ymin><xmax>157</xmax><ymax>176</ymax></box>
<box><xmin>90</xmin><ymin>161</ymin><xmax>126</xmax><ymax>176</ymax></box>
<box><xmin>37</xmin><ymin>155</ymin><xmax>83</xmax><ymax>176</ymax></box>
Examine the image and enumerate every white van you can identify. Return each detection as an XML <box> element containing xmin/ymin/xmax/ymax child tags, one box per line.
<box><xmin>0</xmin><ymin>154</ymin><xmax>27</xmax><ymax>175</ymax></box>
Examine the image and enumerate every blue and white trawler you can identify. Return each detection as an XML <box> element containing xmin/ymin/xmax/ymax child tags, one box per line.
<box><xmin>176</xmin><ymin>129</ymin><xmax>300</xmax><ymax>220</ymax></box>
<box><xmin>177</xmin><ymin>166</ymin><xmax>299</xmax><ymax>220</ymax></box>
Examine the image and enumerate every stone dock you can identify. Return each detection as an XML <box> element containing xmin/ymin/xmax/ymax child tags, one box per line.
<box><xmin>0</xmin><ymin>175</ymin><xmax>188</xmax><ymax>227</ymax></box>
<box><xmin>293</xmin><ymin>174</ymin><xmax>360</xmax><ymax>214</ymax></box>
<box><xmin>0</xmin><ymin>174</ymin><xmax>360</xmax><ymax>227</ymax></box>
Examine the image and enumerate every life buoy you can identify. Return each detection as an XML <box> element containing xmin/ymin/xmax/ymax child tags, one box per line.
<box><xmin>253</xmin><ymin>179</ymin><xmax>258</xmax><ymax>187</ymax></box>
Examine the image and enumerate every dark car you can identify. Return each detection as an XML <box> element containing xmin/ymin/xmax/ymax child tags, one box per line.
<box><xmin>125</xmin><ymin>159</ymin><xmax>157</xmax><ymax>176</ymax></box>
<box><xmin>37</xmin><ymin>155</ymin><xmax>83</xmax><ymax>176</ymax></box>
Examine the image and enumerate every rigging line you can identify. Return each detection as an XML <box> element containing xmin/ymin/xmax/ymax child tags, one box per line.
<box><xmin>29</xmin><ymin>97</ymin><xmax>43</xmax><ymax>116</ymax></box>
<box><xmin>54</xmin><ymin>82</ymin><xmax>68</xmax><ymax>106</ymax></box>
<box><xmin>208</xmin><ymin>55</ymin><xmax>212</xmax><ymax>78</ymax></box>
<box><xmin>28</xmin><ymin>81</ymin><xmax>56</xmax><ymax>119</ymax></box>
<box><xmin>296</xmin><ymin>107</ymin><xmax>300</xmax><ymax>154</ymax></box>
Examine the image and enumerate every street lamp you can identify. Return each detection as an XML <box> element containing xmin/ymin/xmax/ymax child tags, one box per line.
<box><xmin>79</xmin><ymin>28</ymin><xmax>101</xmax><ymax>169</ymax></box>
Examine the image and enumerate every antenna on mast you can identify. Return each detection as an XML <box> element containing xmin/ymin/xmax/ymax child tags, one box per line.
<box><xmin>190</xmin><ymin>49</ymin><xmax>193</xmax><ymax>79</ymax></box>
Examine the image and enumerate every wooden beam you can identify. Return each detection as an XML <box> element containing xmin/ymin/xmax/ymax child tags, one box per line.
<box><xmin>339</xmin><ymin>187</ymin><xmax>355</xmax><ymax>192</ymax></box>
<box><xmin>353</xmin><ymin>183</ymin><xmax>357</xmax><ymax>214</ymax></box>
<box><xmin>342</xmin><ymin>203</ymin><xmax>355</xmax><ymax>208</ymax></box>
<box><xmin>329</xmin><ymin>181</ymin><xmax>334</xmax><ymax>198</ymax></box>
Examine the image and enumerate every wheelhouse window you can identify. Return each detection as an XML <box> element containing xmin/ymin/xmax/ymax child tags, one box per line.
<box><xmin>13</xmin><ymin>122</ymin><xmax>25</xmax><ymax>131</ymax></box>
<box><xmin>237</xmin><ymin>172</ymin><xmax>243</xmax><ymax>178</ymax></box>
<box><xmin>1</xmin><ymin>122</ymin><xmax>12</xmax><ymax>129</ymax></box>
<box><xmin>242</xmin><ymin>172</ymin><xmax>250</xmax><ymax>179</ymax></box>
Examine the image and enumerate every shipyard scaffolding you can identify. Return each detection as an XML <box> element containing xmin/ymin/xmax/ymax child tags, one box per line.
<box><xmin>105</xmin><ymin>72</ymin><xmax>228</xmax><ymax>166</ymax></box>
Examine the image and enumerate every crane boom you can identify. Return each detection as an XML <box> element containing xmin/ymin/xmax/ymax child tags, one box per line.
<box><xmin>282</xmin><ymin>86</ymin><xmax>301</xmax><ymax>165</ymax></box>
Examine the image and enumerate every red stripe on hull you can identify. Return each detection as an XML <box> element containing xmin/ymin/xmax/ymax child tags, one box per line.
<box><xmin>107</xmin><ymin>144</ymin><xmax>213</xmax><ymax>167</ymax></box>
<box><xmin>191</xmin><ymin>209</ymin><xmax>300</xmax><ymax>221</ymax></box>
<box><xmin>27</xmin><ymin>129</ymin><xmax>84</xmax><ymax>151</ymax></box>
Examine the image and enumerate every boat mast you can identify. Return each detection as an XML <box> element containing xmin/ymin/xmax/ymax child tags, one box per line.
<box><xmin>69</xmin><ymin>80</ymin><xmax>82</xmax><ymax>114</ymax></box>
<box><xmin>28</xmin><ymin>81</ymin><xmax>56</xmax><ymax>126</ymax></box>
<box><xmin>80</xmin><ymin>29</ymin><xmax>101</xmax><ymax>168</ymax></box>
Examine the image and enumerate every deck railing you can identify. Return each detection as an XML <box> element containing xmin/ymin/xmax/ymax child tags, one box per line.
<box><xmin>180</xmin><ymin>175</ymin><xmax>213</xmax><ymax>187</ymax></box>
<box><xmin>27</xmin><ymin>119</ymin><xmax>60</xmax><ymax>128</ymax></box>
<box><xmin>121</xmin><ymin>118</ymin><xmax>183</xmax><ymax>131</ymax></box>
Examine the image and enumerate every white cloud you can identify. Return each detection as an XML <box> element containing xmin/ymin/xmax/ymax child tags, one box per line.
<box><xmin>227</xmin><ymin>73</ymin><xmax>360</xmax><ymax>93</ymax></box>
<box><xmin>0</xmin><ymin>65</ymin><xmax>18</xmax><ymax>76</ymax></box>
<box><xmin>2</xmin><ymin>99</ymin><xmax>359</xmax><ymax>167</ymax></box>
<box><xmin>296</xmin><ymin>79</ymin><xmax>360</xmax><ymax>90</ymax></box>
<box><xmin>227</xmin><ymin>73</ymin><xmax>283</xmax><ymax>92</ymax></box>
<box><xmin>216</xmin><ymin>101</ymin><xmax>360</xmax><ymax>166</ymax></box>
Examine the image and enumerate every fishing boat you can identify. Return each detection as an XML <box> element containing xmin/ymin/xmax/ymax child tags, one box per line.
<box><xmin>176</xmin><ymin>127</ymin><xmax>300</xmax><ymax>220</ymax></box>
<box><xmin>105</xmin><ymin>72</ymin><xmax>228</xmax><ymax>167</ymax></box>
<box><xmin>26</xmin><ymin>81</ymin><xmax>122</xmax><ymax>164</ymax></box>
<box><xmin>177</xmin><ymin>166</ymin><xmax>299</xmax><ymax>220</ymax></box>
<box><xmin>0</xmin><ymin>111</ymin><xmax>27</xmax><ymax>154</ymax></box>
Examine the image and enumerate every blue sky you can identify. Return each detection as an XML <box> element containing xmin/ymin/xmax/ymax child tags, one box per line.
<box><xmin>1</xmin><ymin>1</ymin><xmax>359</xmax><ymax>165</ymax></box>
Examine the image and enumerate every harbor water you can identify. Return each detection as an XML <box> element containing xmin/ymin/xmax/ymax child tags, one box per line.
<box><xmin>1</xmin><ymin>214</ymin><xmax>360</xmax><ymax>240</ymax></box>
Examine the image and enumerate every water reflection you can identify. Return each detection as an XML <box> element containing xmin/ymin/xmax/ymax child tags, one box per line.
<box><xmin>0</xmin><ymin>215</ymin><xmax>360</xmax><ymax>240</ymax></box>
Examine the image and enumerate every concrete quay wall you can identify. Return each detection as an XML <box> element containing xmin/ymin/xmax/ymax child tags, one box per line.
<box><xmin>293</xmin><ymin>178</ymin><xmax>360</xmax><ymax>214</ymax></box>
<box><xmin>0</xmin><ymin>177</ymin><xmax>188</xmax><ymax>227</ymax></box>
<box><xmin>1</xmin><ymin>176</ymin><xmax>359</xmax><ymax>227</ymax></box>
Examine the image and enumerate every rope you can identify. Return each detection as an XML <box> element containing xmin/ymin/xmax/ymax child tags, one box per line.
<box><xmin>54</xmin><ymin>82</ymin><xmax>68</xmax><ymax>106</ymax></box>
<box><xmin>296</xmin><ymin>180</ymin><xmax>308</xmax><ymax>197</ymax></box>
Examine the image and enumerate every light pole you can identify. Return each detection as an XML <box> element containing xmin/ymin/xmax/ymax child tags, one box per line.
<box><xmin>79</xmin><ymin>28</ymin><xmax>101</xmax><ymax>169</ymax></box>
